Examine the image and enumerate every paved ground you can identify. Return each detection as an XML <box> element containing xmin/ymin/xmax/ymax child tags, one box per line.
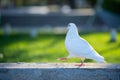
<box><xmin>0</xmin><ymin>63</ymin><xmax>120</xmax><ymax>80</ymax></box>
<box><xmin>0</xmin><ymin>63</ymin><xmax>120</xmax><ymax>69</ymax></box>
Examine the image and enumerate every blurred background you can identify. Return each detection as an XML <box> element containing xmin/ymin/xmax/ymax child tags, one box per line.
<box><xmin>0</xmin><ymin>0</ymin><xmax>120</xmax><ymax>63</ymax></box>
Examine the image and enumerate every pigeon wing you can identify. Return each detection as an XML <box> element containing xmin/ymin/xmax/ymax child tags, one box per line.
<box><xmin>69</xmin><ymin>37</ymin><xmax>103</xmax><ymax>59</ymax></box>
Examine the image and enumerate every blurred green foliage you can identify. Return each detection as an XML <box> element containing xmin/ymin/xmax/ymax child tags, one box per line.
<box><xmin>102</xmin><ymin>0</ymin><xmax>120</xmax><ymax>14</ymax></box>
<box><xmin>87</xmin><ymin>0</ymin><xmax>120</xmax><ymax>14</ymax></box>
<box><xmin>0</xmin><ymin>32</ymin><xmax>120</xmax><ymax>63</ymax></box>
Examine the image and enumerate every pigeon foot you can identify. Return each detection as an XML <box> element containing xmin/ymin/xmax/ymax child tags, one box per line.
<box><xmin>75</xmin><ymin>63</ymin><xmax>85</xmax><ymax>67</ymax></box>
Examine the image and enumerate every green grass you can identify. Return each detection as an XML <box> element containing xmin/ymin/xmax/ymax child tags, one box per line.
<box><xmin>0</xmin><ymin>32</ymin><xmax>120</xmax><ymax>63</ymax></box>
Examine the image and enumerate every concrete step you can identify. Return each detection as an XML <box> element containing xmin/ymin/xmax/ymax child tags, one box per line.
<box><xmin>0</xmin><ymin>63</ymin><xmax>120</xmax><ymax>80</ymax></box>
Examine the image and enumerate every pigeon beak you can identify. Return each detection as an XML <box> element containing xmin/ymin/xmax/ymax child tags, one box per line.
<box><xmin>67</xmin><ymin>27</ymin><xmax>69</xmax><ymax>31</ymax></box>
<box><xmin>67</xmin><ymin>26</ymin><xmax>70</xmax><ymax>31</ymax></box>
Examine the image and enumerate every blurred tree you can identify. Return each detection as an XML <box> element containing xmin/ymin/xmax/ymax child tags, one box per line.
<box><xmin>102</xmin><ymin>0</ymin><xmax>120</xmax><ymax>15</ymax></box>
<box><xmin>86</xmin><ymin>0</ymin><xmax>97</xmax><ymax>7</ymax></box>
<box><xmin>14</xmin><ymin>0</ymin><xmax>23</xmax><ymax>7</ymax></box>
<box><xmin>86</xmin><ymin>0</ymin><xmax>120</xmax><ymax>42</ymax></box>
<box><xmin>101</xmin><ymin>0</ymin><xmax>120</xmax><ymax>42</ymax></box>
<box><xmin>68</xmin><ymin>0</ymin><xmax>76</xmax><ymax>9</ymax></box>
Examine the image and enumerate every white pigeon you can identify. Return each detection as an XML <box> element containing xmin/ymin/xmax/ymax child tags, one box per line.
<box><xmin>58</xmin><ymin>23</ymin><xmax>105</xmax><ymax>66</ymax></box>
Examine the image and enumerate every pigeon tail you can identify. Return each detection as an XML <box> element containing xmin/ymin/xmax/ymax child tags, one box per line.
<box><xmin>94</xmin><ymin>56</ymin><xmax>106</xmax><ymax>63</ymax></box>
<box><xmin>95</xmin><ymin>58</ymin><xmax>106</xmax><ymax>63</ymax></box>
<box><xmin>90</xmin><ymin>51</ymin><xmax>106</xmax><ymax>63</ymax></box>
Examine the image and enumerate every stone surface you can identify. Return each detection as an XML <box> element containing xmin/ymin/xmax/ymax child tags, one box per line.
<box><xmin>0</xmin><ymin>63</ymin><xmax>120</xmax><ymax>80</ymax></box>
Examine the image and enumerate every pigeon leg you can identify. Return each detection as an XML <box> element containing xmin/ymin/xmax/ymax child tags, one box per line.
<box><xmin>75</xmin><ymin>58</ymin><xmax>85</xmax><ymax>67</ymax></box>
<box><xmin>57</xmin><ymin>58</ymin><xmax>68</xmax><ymax>61</ymax></box>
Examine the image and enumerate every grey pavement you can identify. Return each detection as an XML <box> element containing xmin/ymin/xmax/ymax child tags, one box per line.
<box><xmin>0</xmin><ymin>63</ymin><xmax>120</xmax><ymax>80</ymax></box>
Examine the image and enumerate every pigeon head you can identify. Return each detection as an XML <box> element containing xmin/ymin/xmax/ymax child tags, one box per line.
<box><xmin>66</xmin><ymin>23</ymin><xmax>79</xmax><ymax>37</ymax></box>
<box><xmin>67</xmin><ymin>23</ymin><xmax>78</xmax><ymax>33</ymax></box>
<box><xmin>68</xmin><ymin>23</ymin><xmax>77</xmax><ymax>30</ymax></box>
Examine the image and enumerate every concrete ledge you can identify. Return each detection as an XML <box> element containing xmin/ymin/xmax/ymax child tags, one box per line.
<box><xmin>0</xmin><ymin>63</ymin><xmax>120</xmax><ymax>80</ymax></box>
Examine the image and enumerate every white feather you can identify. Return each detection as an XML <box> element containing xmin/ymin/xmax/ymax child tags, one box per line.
<box><xmin>65</xmin><ymin>23</ymin><xmax>105</xmax><ymax>63</ymax></box>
